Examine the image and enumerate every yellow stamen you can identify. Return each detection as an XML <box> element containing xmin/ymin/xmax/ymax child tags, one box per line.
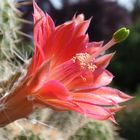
<box><xmin>72</xmin><ymin>53</ymin><xmax>97</xmax><ymax>72</ymax></box>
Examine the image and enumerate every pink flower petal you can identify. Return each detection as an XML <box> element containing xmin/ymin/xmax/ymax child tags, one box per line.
<box><xmin>71</xmin><ymin>92</ymin><xmax>118</xmax><ymax>106</ymax></box>
<box><xmin>91</xmin><ymin>68</ymin><xmax>113</xmax><ymax>88</ymax></box>
<box><xmin>73</xmin><ymin>102</ymin><xmax>112</xmax><ymax>120</ymax></box>
<box><xmin>29</xmin><ymin>3</ymin><xmax>55</xmax><ymax>75</ymax></box>
<box><xmin>36</xmin><ymin>98</ymin><xmax>78</xmax><ymax>111</ymax></box>
<box><xmin>27</xmin><ymin>61</ymin><xmax>50</xmax><ymax>92</ymax></box>
<box><xmin>90</xmin><ymin>87</ymin><xmax>133</xmax><ymax>103</ymax></box>
<box><xmin>49</xmin><ymin>60</ymin><xmax>81</xmax><ymax>85</ymax></box>
<box><xmin>33</xmin><ymin>1</ymin><xmax>45</xmax><ymax>22</ymax></box>
<box><xmin>95</xmin><ymin>52</ymin><xmax>115</xmax><ymax>68</ymax></box>
<box><xmin>73</xmin><ymin>14</ymin><xmax>85</xmax><ymax>24</ymax></box>
<box><xmin>50</xmin><ymin>24</ymin><xmax>89</xmax><ymax>65</ymax></box>
<box><xmin>51</xmin><ymin>22</ymin><xmax>76</xmax><ymax>56</ymax></box>
<box><xmin>36</xmin><ymin>80</ymin><xmax>70</xmax><ymax>100</ymax></box>
<box><xmin>74</xmin><ymin>19</ymin><xmax>91</xmax><ymax>36</ymax></box>
<box><xmin>69</xmin><ymin>68</ymin><xmax>113</xmax><ymax>91</ymax></box>
<box><xmin>86</xmin><ymin>41</ymin><xmax>104</xmax><ymax>54</ymax></box>
<box><xmin>54</xmin><ymin>35</ymin><xmax>88</xmax><ymax>65</ymax></box>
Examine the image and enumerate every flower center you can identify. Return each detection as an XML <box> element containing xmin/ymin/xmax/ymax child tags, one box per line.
<box><xmin>72</xmin><ymin>53</ymin><xmax>97</xmax><ymax>72</ymax></box>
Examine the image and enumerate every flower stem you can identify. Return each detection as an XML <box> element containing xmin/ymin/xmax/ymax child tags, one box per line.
<box><xmin>0</xmin><ymin>86</ymin><xmax>34</xmax><ymax>127</ymax></box>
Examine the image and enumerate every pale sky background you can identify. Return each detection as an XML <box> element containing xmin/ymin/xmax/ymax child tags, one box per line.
<box><xmin>117</xmin><ymin>0</ymin><xmax>135</xmax><ymax>10</ymax></box>
<box><xmin>50</xmin><ymin>0</ymin><xmax>135</xmax><ymax>11</ymax></box>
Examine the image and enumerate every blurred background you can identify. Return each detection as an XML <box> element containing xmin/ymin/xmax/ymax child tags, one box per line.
<box><xmin>0</xmin><ymin>0</ymin><xmax>140</xmax><ymax>140</ymax></box>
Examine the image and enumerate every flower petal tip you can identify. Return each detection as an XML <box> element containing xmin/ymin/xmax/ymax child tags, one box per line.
<box><xmin>119</xmin><ymin>92</ymin><xmax>134</xmax><ymax>102</ymax></box>
<box><xmin>33</xmin><ymin>1</ymin><xmax>45</xmax><ymax>21</ymax></box>
<box><xmin>109</xmin><ymin>116</ymin><xmax>118</xmax><ymax>125</ymax></box>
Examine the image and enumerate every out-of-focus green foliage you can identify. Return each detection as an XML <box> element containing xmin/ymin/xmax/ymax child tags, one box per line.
<box><xmin>132</xmin><ymin>0</ymin><xmax>140</xmax><ymax>21</ymax></box>
<box><xmin>117</xmin><ymin>85</ymin><xmax>140</xmax><ymax>140</ymax></box>
<box><xmin>109</xmin><ymin>19</ymin><xmax>140</xmax><ymax>92</ymax></box>
<box><xmin>110</xmin><ymin>18</ymin><xmax>140</xmax><ymax>140</ymax></box>
<box><xmin>109</xmin><ymin>1</ymin><xmax>140</xmax><ymax>139</ymax></box>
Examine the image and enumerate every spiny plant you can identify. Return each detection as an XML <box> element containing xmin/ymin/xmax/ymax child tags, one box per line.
<box><xmin>0</xmin><ymin>0</ymin><xmax>131</xmax><ymax>139</ymax></box>
<box><xmin>69</xmin><ymin>120</ymin><xmax>114</xmax><ymax>140</ymax></box>
<box><xmin>0</xmin><ymin>0</ymin><xmax>32</xmax><ymax>89</ymax></box>
<box><xmin>0</xmin><ymin>1</ymin><xmax>132</xmax><ymax>127</ymax></box>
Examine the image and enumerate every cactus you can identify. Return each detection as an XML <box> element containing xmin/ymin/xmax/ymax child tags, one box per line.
<box><xmin>69</xmin><ymin>120</ymin><xmax>114</xmax><ymax>140</ymax></box>
<box><xmin>0</xmin><ymin>0</ymin><xmax>22</xmax><ymax>60</ymax></box>
<box><xmin>0</xmin><ymin>110</ymin><xmax>124</xmax><ymax>140</ymax></box>
<box><xmin>0</xmin><ymin>0</ymin><xmax>32</xmax><ymax>91</ymax></box>
<box><xmin>0</xmin><ymin>1</ymin><xmax>126</xmax><ymax>140</ymax></box>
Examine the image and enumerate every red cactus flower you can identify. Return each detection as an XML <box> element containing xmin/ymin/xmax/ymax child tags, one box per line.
<box><xmin>0</xmin><ymin>2</ymin><xmax>132</xmax><ymax>127</ymax></box>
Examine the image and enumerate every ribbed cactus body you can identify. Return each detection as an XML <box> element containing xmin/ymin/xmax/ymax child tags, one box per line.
<box><xmin>0</xmin><ymin>0</ymin><xmax>32</xmax><ymax>85</ymax></box>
